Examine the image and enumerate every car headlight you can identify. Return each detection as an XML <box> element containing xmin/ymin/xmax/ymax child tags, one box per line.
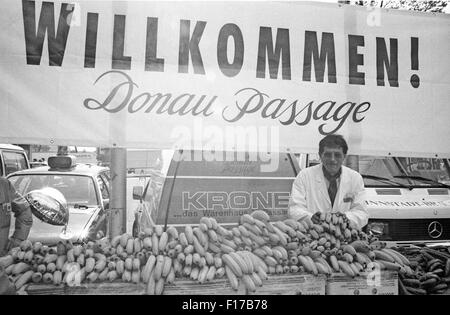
<box><xmin>367</xmin><ymin>222</ymin><xmax>389</xmax><ymax>236</ymax></box>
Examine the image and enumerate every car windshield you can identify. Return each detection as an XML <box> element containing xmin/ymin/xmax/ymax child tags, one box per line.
<box><xmin>359</xmin><ymin>156</ymin><xmax>450</xmax><ymax>187</ymax></box>
<box><xmin>8</xmin><ymin>174</ymin><xmax>99</xmax><ymax>206</ymax></box>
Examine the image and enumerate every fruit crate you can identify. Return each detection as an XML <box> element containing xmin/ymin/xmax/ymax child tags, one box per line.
<box><xmin>326</xmin><ymin>271</ymin><xmax>398</xmax><ymax>295</ymax></box>
<box><xmin>25</xmin><ymin>273</ymin><xmax>325</xmax><ymax>295</ymax></box>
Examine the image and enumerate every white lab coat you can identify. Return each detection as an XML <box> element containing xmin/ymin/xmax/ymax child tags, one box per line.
<box><xmin>288</xmin><ymin>164</ymin><xmax>368</xmax><ymax>229</ymax></box>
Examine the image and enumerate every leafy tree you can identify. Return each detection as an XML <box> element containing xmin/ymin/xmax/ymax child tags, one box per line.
<box><xmin>353</xmin><ymin>0</ymin><xmax>448</xmax><ymax>13</ymax></box>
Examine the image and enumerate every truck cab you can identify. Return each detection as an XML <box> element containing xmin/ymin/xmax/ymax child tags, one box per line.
<box><xmin>132</xmin><ymin>150</ymin><xmax>450</xmax><ymax>245</ymax></box>
<box><xmin>0</xmin><ymin>144</ymin><xmax>30</xmax><ymax>176</ymax></box>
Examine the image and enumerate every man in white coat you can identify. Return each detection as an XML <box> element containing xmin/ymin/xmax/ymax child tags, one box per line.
<box><xmin>288</xmin><ymin>135</ymin><xmax>368</xmax><ymax>230</ymax></box>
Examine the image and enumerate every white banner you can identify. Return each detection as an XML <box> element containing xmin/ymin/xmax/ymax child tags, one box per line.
<box><xmin>0</xmin><ymin>1</ymin><xmax>449</xmax><ymax>157</ymax></box>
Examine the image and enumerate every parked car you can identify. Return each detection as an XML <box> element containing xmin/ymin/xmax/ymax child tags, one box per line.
<box><xmin>7</xmin><ymin>155</ymin><xmax>110</xmax><ymax>245</ymax></box>
<box><xmin>0</xmin><ymin>144</ymin><xmax>30</xmax><ymax>176</ymax></box>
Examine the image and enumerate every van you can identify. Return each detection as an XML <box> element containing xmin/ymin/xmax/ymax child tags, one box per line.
<box><xmin>132</xmin><ymin>150</ymin><xmax>450</xmax><ymax>245</ymax></box>
<box><xmin>0</xmin><ymin>144</ymin><xmax>30</xmax><ymax>176</ymax></box>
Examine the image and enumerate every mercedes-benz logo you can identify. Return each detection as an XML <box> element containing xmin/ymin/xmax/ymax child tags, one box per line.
<box><xmin>428</xmin><ymin>221</ymin><xmax>443</xmax><ymax>239</ymax></box>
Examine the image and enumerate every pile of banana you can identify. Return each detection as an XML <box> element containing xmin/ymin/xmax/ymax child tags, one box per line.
<box><xmin>396</xmin><ymin>246</ymin><xmax>450</xmax><ymax>295</ymax></box>
<box><xmin>0</xmin><ymin>210</ymin><xmax>440</xmax><ymax>295</ymax></box>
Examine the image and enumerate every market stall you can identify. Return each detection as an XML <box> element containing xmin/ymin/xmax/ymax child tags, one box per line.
<box><xmin>3</xmin><ymin>211</ymin><xmax>449</xmax><ymax>295</ymax></box>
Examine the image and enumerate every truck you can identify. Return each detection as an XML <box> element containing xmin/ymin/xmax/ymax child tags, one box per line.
<box><xmin>132</xmin><ymin>150</ymin><xmax>450</xmax><ymax>245</ymax></box>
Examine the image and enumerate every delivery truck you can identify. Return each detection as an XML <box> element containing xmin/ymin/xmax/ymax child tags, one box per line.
<box><xmin>132</xmin><ymin>150</ymin><xmax>450</xmax><ymax>245</ymax></box>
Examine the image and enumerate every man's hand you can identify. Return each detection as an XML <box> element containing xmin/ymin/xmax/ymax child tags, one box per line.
<box><xmin>6</xmin><ymin>237</ymin><xmax>21</xmax><ymax>252</ymax></box>
<box><xmin>311</xmin><ymin>211</ymin><xmax>321</xmax><ymax>224</ymax></box>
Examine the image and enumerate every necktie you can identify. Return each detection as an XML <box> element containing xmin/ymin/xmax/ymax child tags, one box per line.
<box><xmin>322</xmin><ymin>167</ymin><xmax>341</xmax><ymax>207</ymax></box>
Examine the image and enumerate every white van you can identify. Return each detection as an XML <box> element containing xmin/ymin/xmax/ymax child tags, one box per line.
<box><xmin>0</xmin><ymin>144</ymin><xmax>30</xmax><ymax>176</ymax></box>
<box><xmin>132</xmin><ymin>150</ymin><xmax>450</xmax><ymax>245</ymax></box>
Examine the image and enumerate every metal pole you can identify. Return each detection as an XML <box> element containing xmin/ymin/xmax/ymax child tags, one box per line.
<box><xmin>109</xmin><ymin>147</ymin><xmax>127</xmax><ymax>238</ymax></box>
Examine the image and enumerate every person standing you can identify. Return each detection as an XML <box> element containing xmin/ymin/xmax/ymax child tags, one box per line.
<box><xmin>288</xmin><ymin>134</ymin><xmax>368</xmax><ymax>229</ymax></box>
<box><xmin>0</xmin><ymin>176</ymin><xmax>33</xmax><ymax>257</ymax></box>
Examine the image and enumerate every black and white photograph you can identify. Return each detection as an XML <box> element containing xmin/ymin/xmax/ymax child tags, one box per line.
<box><xmin>0</xmin><ymin>0</ymin><xmax>449</xmax><ymax>300</ymax></box>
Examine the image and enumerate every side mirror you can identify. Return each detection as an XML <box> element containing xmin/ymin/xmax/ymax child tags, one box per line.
<box><xmin>103</xmin><ymin>199</ymin><xmax>110</xmax><ymax>210</ymax></box>
<box><xmin>133</xmin><ymin>186</ymin><xmax>144</xmax><ymax>200</ymax></box>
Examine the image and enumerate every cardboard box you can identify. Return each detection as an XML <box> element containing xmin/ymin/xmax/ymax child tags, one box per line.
<box><xmin>247</xmin><ymin>273</ymin><xmax>326</xmax><ymax>295</ymax></box>
<box><xmin>326</xmin><ymin>271</ymin><xmax>398</xmax><ymax>295</ymax></box>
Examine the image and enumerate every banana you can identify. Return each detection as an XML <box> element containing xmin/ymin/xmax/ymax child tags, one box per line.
<box><xmin>151</xmin><ymin>233</ymin><xmax>159</xmax><ymax>255</ymax></box>
<box><xmin>353</xmin><ymin>262</ymin><xmax>364</xmax><ymax>272</ymax></box>
<box><xmin>250</xmin><ymin>210</ymin><xmax>270</xmax><ymax>222</ymax></box>
<box><xmin>247</xmin><ymin>231</ymin><xmax>266</xmax><ymax>247</ymax></box>
<box><xmin>161</xmin><ymin>256</ymin><xmax>172</xmax><ymax>277</ymax></box>
<box><xmin>208</xmin><ymin>242</ymin><xmax>221</xmax><ymax>254</ymax></box>
<box><xmin>193</xmin><ymin>228</ymin><xmax>208</xmax><ymax>246</ymax></box>
<box><xmin>154</xmin><ymin>225</ymin><xmax>163</xmax><ymax>237</ymax></box>
<box><xmin>349</xmin><ymin>263</ymin><xmax>360</xmax><ymax>276</ymax></box>
<box><xmin>241</xmin><ymin>214</ymin><xmax>256</xmax><ymax>225</ymax></box>
<box><xmin>209</xmin><ymin>217</ymin><xmax>219</xmax><ymax>230</ymax></box>
<box><xmin>342</xmin><ymin>253</ymin><xmax>354</xmax><ymax>263</ymax></box>
<box><xmin>315</xmin><ymin>261</ymin><xmax>331</xmax><ymax>275</ymax></box>
<box><xmin>214</xmin><ymin>256</ymin><xmax>223</xmax><ymax>268</ymax></box>
<box><xmin>342</xmin><ymin>244</ymin><xmax>357</xmax><ymax>256</ymax></box>
<box><xmin>272</xmin><ymin>226</ymin><xmax>288</xmax><ymax>246</ymax></box>
<box><xmin>257</xmin><ymin>266</ymin><xmax>269</xmax><ymax>280</ymax></box>
<box><xmin>193</xmin><ymin>236</ymin><xmax>206</xmax><ymax>256</ymax></box>
<box><xmin>157</xmin><ymin>232</ymin><xmax>168</xmax><ymax>253</ymax></box>
<box><xmin>338</xmin><ymin>260</ymin><xmax>355</xmax><ymax>277</ymax></box>
<box><xmin>231</xmin><ymin>227</ymin><xmax>241</xmax><ymax>238</ymax></box>
<box><xmin>273</xmin><ymin>246</ymin><xmax>288</xmax><ymax>260</ymax></box>
<box><xmin>382</xmin><ymin>248</ymin><xmax>410</xmax><ymax>266</ymax></box>
<box><xmin>238</xmin><ymin>225</ymin><xmax>250</xmax><ymax>238</ymax></box>
<box><xmin>185</xmin><ymin>225</ymin><xmax>194</xmax><ymax>244</ymax></box>
<box><xmin>178</xmin><ymin>233</ymin><xmax>188</xmax><ymax>247</ymax></box>
<box><xmin>222</xmin><ymin>254</ymin><xmax>243</xmax><ymax>277</ymax></box>
<box><xmin>243</xmin><ymin>223</ymin><xmax>263</xmax><ymax>236</ymax></box>
<box><xmin>376</xmin><ymin>260</ymin><xmax>401</xmax><ymax>271</ymax></box>
<box><xmin>290</xmin><ymin>265</ymin><xmax>299</xmax><ymax>273</ymax></box>
<box><xmin>241</xmin><ymin>236</ymin><xmax>253</xmax><ymax>247</ymax></box>
<box><xmin>315</xmin><ymin>257</ymin><xmax>333</xmax><ymax>274</ymax></box>
<box><xmin>216</xmin><ymin>225</ymin><xmax>232</xmax><ymax>238</ymax></box>
<box><xmin>199</xmin><ymin>223</ymin><xmax>209</xmax><ymax>233</ymax></box>
<box><xmin>155</xmin><ymin>277</ymin><xmax>165</xmax><ymax>295</ymax></box>
<box><xmin>264</xmin><ymin>256</ymin><xmax>278</xmax><ymax>267</ymax></box>
<box><xmin>225</xmin><ymin>265</ymin><xmax>239</xmax><ymax>291</ymax></box>
<box><xmin>32</xmin><ymin>272</ymin><xmax>42</xmax><ymax>283</ymax></box>
<box><xmin>250</xmin><ymin>272</ymin><xmax>263</xmax><ymax>287</ymax></box>
<box><xmin>207</xmin><ymin>230</ymin><xmax>219</xmax><ymax>243</ymax></box>
<box><xmin>305</xmin><ymin>256</ymin><xmax>318</xmax><ymax>276</ymax></box>
<box><xmin>298</xmin><ymin>255</ymin><xmax>314</xmax><ymax>274</ymax></box>
<box><xmin>153</xmin><ymin>255</ymin><xmax>165</xmax><ymax>281</ymax></box>
<box><xmin>265</xmin><ymin>222</ymin><xmax>276</xmax><ymax>233</ymax></box>
<box><xmin>201</xmin><ymin>217</ymin><xmax>213</xmax><ymax>230</ymax></box>
<box><xmin>355</xmin><ymin>253</ymin><xmax>368</xmax><ymax>266</ymax></box>
<box><xmin>349</xmin><ymin>240</ymin><xmax>371</xmax><ymax>253</ymax></box>
<box><xmin>373</xmin><ymin>250</ymin><xmax>395</xmax><ymax>263</ymax></box>
<box><xmin>15</xmin><ymin>270</ymin><xmax>34</xmax><ymax>289</ymax></box>
<box><xmin>275</xmin><ymin>265</ymin><xmax>284</xmax><ymax>274</ymax></box>
<box><xmin>183</xmin><ymin>266</ymin><xmax>192</xmax><ymax>277</ymax></box>
<box><xmin>258</xmin><ymin>246</ymin><xmax>272</xmax><ymax>257</ymax></box>
<box><xmin>197</xmin><ymin>266</ymin><xmax>209</xmax><ymax>284</ymax></box>
<box><xmin>230</xmin><ymin>252</ymin><xmax>250</xmax><ymax>274</ymax></box>
<box><xmin>206</xmin><ymin>266</ymin><xmax>216</xmax><ymax>282</ymax></box>
<box><xmin>220</xmin><ymin>237</ymin><xmax>238</xmax><ymax>250</ymax></box>
<box><xmin>237</xmin><ymin>251</ymin><xmax>255</xmax><ymax>274</ymax></box>
<box><xmin>242</xmin><ymin>274</ymin><xmax>256</xmax><ymax>293</ymax></box>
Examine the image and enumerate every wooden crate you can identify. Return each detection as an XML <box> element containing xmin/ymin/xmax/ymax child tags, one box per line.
<box><xmin>326</xmin><ymin>271</ymin><xmax>398</xmax><ymax>295</ymax></box>
<box><xmin>26</xmin><ymin>273</ymin><xmax>326</xmax><ymax>295</ymax></box>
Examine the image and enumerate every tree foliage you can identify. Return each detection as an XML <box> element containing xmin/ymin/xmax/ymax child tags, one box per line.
<box><xmin>354</xmin><ymin>0</ymin><xmax>448</xmax><ymax>13</ymax></box>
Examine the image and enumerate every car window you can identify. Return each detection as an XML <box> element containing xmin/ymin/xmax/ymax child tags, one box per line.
<box><xmin>2</xmin><ymin>151</ymin><xmax>28</xmax><ymax>175</ymax></box>
<box><xmin>97</xmin><ymin>175</ymin><xmax>109</xmax><ymax>200</ymax></box>
<box><xmin>9</xmin><ymin>174</ymin><xmax>99</xmax><ymax>206</ymax></box>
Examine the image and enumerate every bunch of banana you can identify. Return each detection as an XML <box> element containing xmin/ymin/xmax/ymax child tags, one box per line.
<box><xmin>396</xmin><ymin>246</ymin><xmax>450</xmax><ymax>295</ymax></box>
<box><xmin>222</xmin><ymin>250</ymin><xmax>268</xmax><ymax>292</ymax></box>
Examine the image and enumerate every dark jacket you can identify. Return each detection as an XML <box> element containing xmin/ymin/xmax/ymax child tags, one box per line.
<box><xmin>0</xmin><ymin>177</ymin><xmax>33</xmax><ymax>257</ymax></box>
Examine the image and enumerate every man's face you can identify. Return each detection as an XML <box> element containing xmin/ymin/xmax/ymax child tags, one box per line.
<box><xmin>320</xmin><ymin>146</ymin><xmax>345</xmax><ymax>175</ymax></box>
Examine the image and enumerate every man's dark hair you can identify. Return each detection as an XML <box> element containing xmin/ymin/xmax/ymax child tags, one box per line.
<box><xmin>319</xmin><ymin>134</ymin><xmax>348</xmax><ymax>155</ymax></box>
